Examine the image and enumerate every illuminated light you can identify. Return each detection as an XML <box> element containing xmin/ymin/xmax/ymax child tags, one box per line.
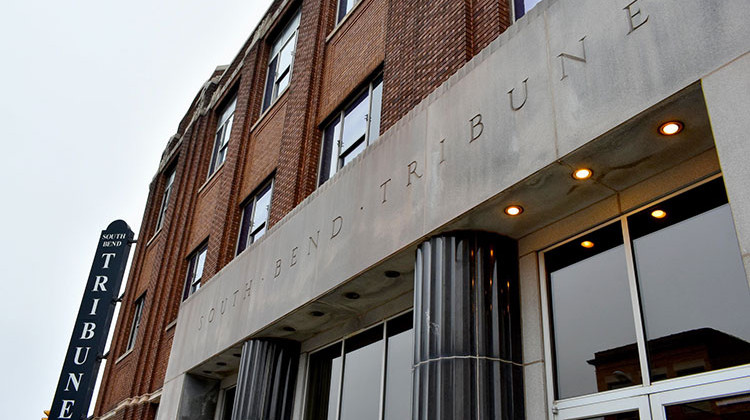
<box><xmin>659</xmin><ymin>121</ymin><xmax>683</xmax><ymax>135</ymax></box>
<box><xmin>651</xmin><ymin>209</ymin><xmax>667</xmax><ymax>219</ymax></box>
<box><xmin>504</xmin><ymin>205</ymin><xmax>524</xmax><ymax>216</ymax></box>
<box><xmin>581</xmin><ymin>240</ymin><xmax>594</xmax><ymax>248</ymax></box>
<box><xmin>572</xmin><ymin>168</ymin><xmax>593</xmax><ymax>180</ymax></box>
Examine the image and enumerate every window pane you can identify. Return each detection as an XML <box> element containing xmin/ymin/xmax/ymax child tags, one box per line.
<box><xmin>384</xmin><ymin>316</ymin><xmax>413</xmax><ymax>420</ymax></box>
<box><xmin>319</xmin><ymin>118</ymin><xmax>341</xmax><ymax>185</ymax></box>
<box><xmin>305</xmin><ymin>343</ymin><xmax>343</xmax><ymax>420</ymax></box>
<box><xmin>630</xmin><ymin>180</ymin><xmax>750</xmax><ymax>381</ymax></box>
<box><xmin>368</xmin><ymin>77</ymin><xmax>382</xmax><ymax>143</ymax></box>
<box><xmin>195</xmin><ymin>249</ymin><xmax>206</xmax><ymax>281</ymax></box>
<box><xmin>252</xmin><ymin>184</ymin><xmax>272</xmax><ymax>235</ymax></box>
<box><xmin>515</xmin><ymin>0</ymin><xmax>543</xmax><ymax>19</ymax></box>
<box><xmin>276</xmin><ymin>70</ymin><xmax>290</xmax><ymax>96</ymax></box>
<box><xmin>665</xmin><ymin>392</ymin><xmax>750</xmax><ymax>419</ymax></box>
<box><xmin>546</xmin><ymin>222</ymin><xmax>641</xmax><ymax>399</ymax></box>
<box><xmin>338</xmin><ymin>0</ymin><xmax>356</xmax><ymax>22</ymax></box>
<box><xmin>340</xmin><ymin>326</ymin><xmax>384</xmax><ymax>420</ymax></box>
<box><xmin>341</xmin><ymin>140</ymin><xmax>366</xmax><ymax>167</ymax></box>
<box><xmin>277</xmin><ymin>35</ymin><xmax>295</xmax><ymax>81</ymax></box>
<box><xmin>577</xmin><ymin>411</ymin><xmax>640</xmax><ymax>420</ymax></box>
<box><xmin>263</xmin><ymin>57</ymin><xmax>278</xmax><ymax>111</ymax></box>
<box><xmin>237</xmin><ymin>202</ymin><xmax>254</xmax><ymax>255</ymax></box>
<box><xmin>341</xmin><ymin>91</ymin><xmax>368</xmax><ymax>153</ymax></box>
<box><xmin>221</xmin><ymin>387</ymin><xmax>236</xmax><ymax>420</ymax></box>
<box><xmin>327</xmin><ymin>356</ymin><xmax>342</xmax><ymax>420</ymax></box>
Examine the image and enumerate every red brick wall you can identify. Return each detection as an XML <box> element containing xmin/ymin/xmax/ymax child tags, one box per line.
<box><xmin>93</xmin><ymin>0</ymin><xmax>514</xmax><ymax>418</ymax></box>
<box><xmin>319</xmin><ymin>0</ymin><xmax>387</xmax><ymax>122</ymax></box>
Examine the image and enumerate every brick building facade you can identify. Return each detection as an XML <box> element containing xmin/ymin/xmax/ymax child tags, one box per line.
<box><xmin>84</xmin><ymin>0</ymin><xmax>750</xmax><ymax>419</ymax></box>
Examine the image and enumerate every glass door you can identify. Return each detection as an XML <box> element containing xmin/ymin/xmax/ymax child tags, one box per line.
<box><xmin>557</xmin><ymin>396</ymin><xmax>651</xmax><ymax>420</ymax></box>
<box><xmin>650</xmin><ymin>376</ymin><xmax>750</xmax><ymax>420</ymax></box>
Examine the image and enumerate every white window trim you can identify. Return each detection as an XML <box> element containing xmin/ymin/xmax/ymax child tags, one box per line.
<box><xmin>538</xmin><ymin>173</ymin><xmax>750</xmax><ymax>419</ymax></box>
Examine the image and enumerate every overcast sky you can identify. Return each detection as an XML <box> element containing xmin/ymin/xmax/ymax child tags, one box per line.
<box><xmin>0</xmin><ymin>1</ymin><xmax>271</xmax><ymax>418</ymax></box>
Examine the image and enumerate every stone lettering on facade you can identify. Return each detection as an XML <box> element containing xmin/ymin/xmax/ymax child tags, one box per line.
<box><xmin>624</xmin><ymin>0</ymin><xmax>649</xmax><ymax>34</ymax></box>
<box><xmin>508</xmin><ymin>78</ymin><xmax>529</xmax><ymax>111</ymax></box>
<box><xmin>558</xmin><ymin>37</ymin><xmax>587</xmax><ymax>80</ymax></box>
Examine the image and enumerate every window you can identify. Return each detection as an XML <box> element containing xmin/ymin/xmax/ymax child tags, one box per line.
<box><xmin>336</xmin><ymin>0</ymin><xmax>360</xmax><ymax>23</ymax></box>
<box><xmin>209</xmin><ymin>97</ymin><xmax>237</xmax><ymax>177</ymax></box>
<box><xmin>543</xmin><ymin>177</ymin><xmax>750</xmax><ymax>405</ymax></box>
<box><xmin>318</xmin><ymin>75</ymin><xmax>383</xmax><ymax>185</ymax></box>
<box><xmin>218</xmin><ymin>386</ymin><xmax>236</xmax><ymax>420</ymax></box>
<box><xmin>513</xmin><ymin>0</ymin><xmax>542</xmax><ymax>20</ymax></box>
<box><xmin>125</xmin><ymin>295</ymin><xmax>145</xmax><ymax>352</ymax></box>
<box><xmin>236</xmin><ymin>179</ymin><xmax>274</xmax><ymax>255</ymax></box>
<box><xmin>183</xmin><ymin>243</ymin><xmax>208</xmax><ymax>300</ymax></box>
<box><xmin>304</xmin><ymin>312</ymin><xmax>413</xmax><ymax>420</ymax></box>
<box><xmin>155</xmin><ymin>168</ymin><xmax>175</xmax><ymax>232</ymax></box>
<box><xmin>262</xmin><ymin>9</ymin><xmax>301</xmax><ymax>112</ymax></box>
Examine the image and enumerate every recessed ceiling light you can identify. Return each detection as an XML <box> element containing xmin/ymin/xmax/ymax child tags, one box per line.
<box><xmin>504</xmin><ymin>205</ymin><xmax>523</xmax><ymax>216</ymax></box>
<box><xmin>651</xmin><ymin>209</ymin><xmax>667</xmax><ymax>219</ymax></box>
<box><xmin>384</xmin><ymin>270</ymin><xmax>401</xmax><ymax>278</ymax></box>
<box><xmin>659</xmin><ymin>121</ymin><xmax>683</xmax><ymax>136</ymax></box>
<box><xmin>572</xmin><ymin>168</ymin><xmax>593</xmax><ymax>180</ymax></box>
<box><xmin>282</xmin><ymin>326</ymin><xmax>296</xmax><ymax>332</ymax></box>
<box><xmin>216</xmin><ymin>362</ymin><xmax>227</xmax><ymax>366</ymax></box>
<box><xmin>344</xmin><ymin>292</ymin><xmax>360</xmax><ymax>300</ymax></box>
<box><xmin>581</xmin><ymin>240</ymin><xmax>594</xmax><ymax>248</ymax></box>
<box><xmin>310</xmin><ymin>310</ymin><xmax>325</xmax><ymax>317</ymax></box>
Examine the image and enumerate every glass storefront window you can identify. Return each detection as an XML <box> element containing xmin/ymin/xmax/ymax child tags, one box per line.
<box><xmin>628</xmin><ymin>179</ymin><xmax>750</xmax><ymax>381</ymax></box>
<box><xmin>546</xmin><ymin>223</ymin><xmax>642</xmax><ymax>399</ymax></box>
<box><xmin>305</xmin><ymin>312</ymin><xmax>413</xmax><ymax>420</ymax></box>
<box><xmin>543</xmin><ymin>177</ymin><xmax>750</xmax><ymax>410</ymax></box>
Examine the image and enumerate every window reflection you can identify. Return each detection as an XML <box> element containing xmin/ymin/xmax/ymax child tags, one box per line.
<box><xmin>546</xmin><ymin>223</ymin><xmax>642</xmax><ymax>399</ymax></box>
<box><xmin>665</xmin><ymin>392</ymin><xmax>750</xmax><ymax>419</ymax></box>
<box><xmin>305</xmin><ymin>313</ymin><xmax>413</xmax><ymax>420</ymax></box>
<box><xmin>629</xmin><ymin>179</ymin><xmax>750</xmax><ymax>381</ymax></box>
<box><xmin>340</xmin><ymin>326</ymin><xmax>384</xmax><ymax>420</ymax></box>
<box><xmin>514</xmin><ymin>0</ymin><xmax>543</xmax><ymax>20</ymax></box>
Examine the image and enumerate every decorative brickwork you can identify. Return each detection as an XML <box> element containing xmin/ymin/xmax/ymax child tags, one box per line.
<box><xmin>93</xmin><ymin>1</ymin><xmax>513</xmax><ymax>418</ymax></box>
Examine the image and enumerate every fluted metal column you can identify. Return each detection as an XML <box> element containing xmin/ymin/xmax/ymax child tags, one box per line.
<box><xmin>231</xmin><ymin>339</ymin><xmax>299</xmax><ymax>420</ymax></box>
<box><xmin>413</xmin><ymin>231</ymin><xmax>524</xmax><ymax>420</ymax></box>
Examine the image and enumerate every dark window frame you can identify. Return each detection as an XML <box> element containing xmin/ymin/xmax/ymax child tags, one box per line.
<box><xmin>155</xmin><ymin>167</ymin><xmax>176</xmax><ymax>233</ymax></box>
<box><xmin>236</xmin><ymin>177</ymin><xmax>274</xmax><ymax>255</ymax></box>
<box><xmin>208</xmin><ymin>96</ymin><xmax>237</xmax><ymax>177</ymax></box>
<box><xmin>261</xmin><ymin>9</ymin><xmax>301</xmax><ymax>112</ymax></box>
<box><xmin>125</xmin><ymin>294</ymin><xmax>146</xmax><ymax>352</ymax></box>
<box><xmin>183</xmin><ymin>242</ymin><xmax>208</xmax><ymax>300</ymax></box>
<box><xmin>318</xmin><ymin>74</ymin><xmax>383</xmax><ymax>185</ymax></box>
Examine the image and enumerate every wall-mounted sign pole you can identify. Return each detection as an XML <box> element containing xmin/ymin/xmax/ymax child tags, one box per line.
<box><xmin>50</xmin><ymin>220</ymin><xmax>135</xmax><ymax>420</ymax></box>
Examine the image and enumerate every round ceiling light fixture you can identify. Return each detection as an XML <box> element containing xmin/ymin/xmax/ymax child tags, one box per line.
<box><xmin>581</xmin><ymin>240</ymin><xmax>594</xmax><ymax>248</ymax></box>
<box><xmin>572</xmin><ymin>168</ymin><xmax>593</xmax><ymax>180</ymax></box>
<box><xmin>651</xmin><ymin>209</ymin><xmax>667</xmax><ymax>219</ymax></box>
<box><xmin>659</xmin><ymin>121</ymin><xmax>683</xmax><ymax>136</ymax></box>
<box><xmin>504</xmin><ymin>205</ymin><xmax>524</xmax><ymax>216</ymax></box>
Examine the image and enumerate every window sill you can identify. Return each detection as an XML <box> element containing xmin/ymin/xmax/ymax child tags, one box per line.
<box><xmin>251</xmin><ymin>88</ymin><xmax>290</xmax><ymax>134</ymax></box>
<box><xmin>115</xmin><ymin>348</ymin><xmax>134</xmax><ymax>365</ymax></box>
<box><xmin>145</xmin><ymin>228</ymin><xmax>162</xmax><ymax>248</ymax></box>
<box><xmin>198</xmin><ymin>161</ymin><xmax>226</xmax><ymax>195</ymax></box>
<box><xmin>164</xmin><ymin>319</ymin><xmax>177</xmax><ymax>332</ymax></box>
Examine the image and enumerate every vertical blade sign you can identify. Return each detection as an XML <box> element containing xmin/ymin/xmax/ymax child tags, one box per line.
<box><xmin>50</xmin><ymin>220</ymin><xmax>135</xmax><ymax>420</ymax></box>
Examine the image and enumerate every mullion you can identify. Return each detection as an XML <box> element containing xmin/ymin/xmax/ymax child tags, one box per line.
<box><xmin>621</xmin><ymin>218</ymin><xmax>653</xmax><ymax>387</ymax></box>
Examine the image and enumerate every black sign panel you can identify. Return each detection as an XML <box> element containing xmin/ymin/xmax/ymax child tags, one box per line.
<box><xmin>50</xmin><ymin>220</ymin><xmax>134</xmax><ymax>420</ymax></box>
